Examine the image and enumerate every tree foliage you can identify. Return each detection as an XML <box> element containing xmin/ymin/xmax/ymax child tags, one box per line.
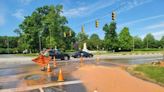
<box><xmin>133</xmin><ymin>36</ymin><xmax>143</xmax><ymax>49</ymax></box>
<box><xmin>76</xmin><ymin>32</ymin><xmax>88</xmax><ymax>50</ymax></box>
<box><xmin>18</xmin><ymin>5</ymin><xmax>75</xmax><ymax>52</ymax></box>
<box><xmin>87</xmin><ymin>33</ymin><xmax>102</xmax><ymax>50</ymax></box>
<box><xmin>103</xmin><ymin>21</ymin><xmax>118</xmax><ymax>51</ymax></box>
<box><xmin>160</xmin><ymin>36</ymin><xmax>164</xmax><ymax>48</ymax></box>
<box><xmin>3</xmin><ymin>5</ymin><xmax>162</xmax><ymax>53</ymax></box>
<box><xmin>118</xmin><ymin>27</ymin><xmax>132</xmax><ymax>51</ymax></box>
<box><xmin>143</xmin><ymin>33</ymin><xmax>156</xmax><ymax>48</ymax></box>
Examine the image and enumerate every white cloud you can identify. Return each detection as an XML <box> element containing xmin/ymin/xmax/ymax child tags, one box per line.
<box><xmin>19</xmin><ymin>0</ymin><xmax>34</xmax><ymax>5</ymax></box>
<box><xmin>0</xmin><ymin>15</ymin><xmax>5</xmax><ymax>26</ymax></box>
<box><xmin>0</xmin><ymin>3</ymin><xmax>7</xmax><ymax>26</ymax></box>
<box><xmin>118</xmin><ymin>0</ymin><xmax>152</xmax><ymax>13</ymax></box>
<box><xmin>63</xmin><ymin>0</ymin><xmax>117</xmax><ymax>17</ymax></box>
<box><xmin>152</xmin><ymin>31</ymin><xmax>164</xmax><ymax>40</ymax></box>
<box><xmin>144</xmin><ymin>22</ymin><xmax>164</xmax><ymax>30</ymax></box>
<box><xmin>141</xmin><ymin>31</ymin><xmax>164</xmax><ymax>40</ymax></box>
<box><xmin>118</xmin><ymin>14</ymin><xmax>164</xmax><ymax>28</ymax></box>
<box><xmin>12</xmin><ymin>9</ymin><xmax>25</xmax><ymax>20</ymax></box>
<box><xmin>64</xmin><ymin>7</ymin><xmax>88</xmax><ymax>17</ymax></box>
<box><xmin>119</xmin><ymin>14</ymin><xmax>164</xmax><ymax>40</ymax></box>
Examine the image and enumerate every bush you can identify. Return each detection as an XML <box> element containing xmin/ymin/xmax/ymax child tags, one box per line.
<box><xmin>0</xmin><ymin>48</ymin><xmax>18</xmax><ymax>54</ymax></box>
<box><xmin>134</xmin><ymin>48</ymin><xmax>163</xmax><ymax>51</ymax></box>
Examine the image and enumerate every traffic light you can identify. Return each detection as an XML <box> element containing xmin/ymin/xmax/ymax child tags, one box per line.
<box><xmin>112</xmin><ymin>12</ymin><xmax>115</xmax><ymax>21</ymax></box>
<box><xmin>64</xmin><ymin>32</ymin><xmax>66</xmax><ymax>37</ymax></box>
<box><xmin>69</xmin><ymin>30</ymin><xmax>72</xmax><ymax>36</ymax></box>
<box><xmin>95</xmin><ymin>20</ymin><xmax>99</xmax><ymax>28</ymax></box>
<box><xmin>81</xmin><ymin>25</ymin><xmax>85</xmax><ymax>33</ymax></box>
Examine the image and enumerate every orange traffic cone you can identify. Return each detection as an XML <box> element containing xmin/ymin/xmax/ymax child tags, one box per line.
<box><xmin>57</xmin><ymin>68</ymin><xmax>64</xmax><ymax>82</ymax></box>
<box><xmin>47</xmin><ymin>64</ymin><xmax>51</xmax><ymax>72</ymax></box>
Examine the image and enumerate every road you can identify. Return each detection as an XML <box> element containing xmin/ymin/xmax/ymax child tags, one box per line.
<box><xmin>0</xmin><ymin>54</ymin><xmax>163</xmax><ymax>92</ymax></box>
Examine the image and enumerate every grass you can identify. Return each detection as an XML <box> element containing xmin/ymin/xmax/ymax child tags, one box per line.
<box><xmin>94</xmin><ymin>50</ymin><xmax>164</xmax><ymax>55</ymax></box>
<box><xmin>15</xmin><ymin>53</ymin><xmax>38</xmax><ymax>57</ymax></box>
<box><xmin>128</xmin><ymin>64</ymin><xmax>164</xmax><ymax>86</ymax></box>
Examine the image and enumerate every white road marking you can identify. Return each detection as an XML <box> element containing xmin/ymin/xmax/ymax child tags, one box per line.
<box><xmin>0</xmin><ymin>80</ymin><xmax>82</xmax><ymax>92</ymax></box>
<box><xmin>39</xmin><ymin>88</ymin><xmax>44</xmax><ymax>92</ymax></box>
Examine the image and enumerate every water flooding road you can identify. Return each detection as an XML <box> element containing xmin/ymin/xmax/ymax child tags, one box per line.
<box><xmin>102</xmin><ymin>56</ymin><xmax>163</xmax><ymax>65</ymax></box>
<box><xmin>0</xmin><ymin>54</ymin><xmax>163</xmax><ymax>92</ymax></box>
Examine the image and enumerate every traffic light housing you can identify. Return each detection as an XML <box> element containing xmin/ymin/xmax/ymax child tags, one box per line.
<box><xmin>81</xmin><ymin>25</ymin><xmax>84</xmax><ymax>33</ymax></box>
<box><xmin>112</xmin><ymin>12</ymin><xmax>115</xmax><ymax>21</ymax></box>
<box><xmin>95</xmin><ymin>20</ymin><xmax>99</xmax><ymax>28</ymax></box>
<box><xmin>69</xmin><ymin>30</ymin><xmax>72</xmax><ymax>36</ymax></box>
<box><xmin>64</xmin><ymin>32</ymin><xmax>66</xmax><ymax>37</ymax></box>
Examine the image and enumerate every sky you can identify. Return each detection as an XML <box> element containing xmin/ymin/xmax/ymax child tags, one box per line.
<box><xmin>0</xmin><ymin>0</ymin><xmax>164</xmax><ymax>40</ymax></box>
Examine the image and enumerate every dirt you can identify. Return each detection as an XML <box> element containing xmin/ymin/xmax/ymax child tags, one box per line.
<box><xmin>160</xmin><ymin>61</ymin><xmax>164</xmax><ymax>67</ymax></box>
<box><xmin>72</xmin><ymin>65</ymin><xmax>164</xmax><ymax>92</ymax></box>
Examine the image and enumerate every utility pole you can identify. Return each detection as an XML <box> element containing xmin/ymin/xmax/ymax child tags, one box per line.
<box><xmin>133</xmin><ymin>37</ymin><xmax>134</xmax><ymax>51</ymax></box>
<box><xmin>6</xmin><ymin>36</ymin><xmax>9</xmax><ymax>54</ymax></box>
<box><xmin>38</xmin><ymin>32</ymin><xmax>42</xmax><ymax>52</ymax></box>
<box><xmin>147</xmin><ymin>38</ymin><xmax>149</xmax><ymax>49</ymax></box>
<box><xmin>50</xmin><ymin>29</ymin><xmax>52</xmax><ymax>47</ymax></box>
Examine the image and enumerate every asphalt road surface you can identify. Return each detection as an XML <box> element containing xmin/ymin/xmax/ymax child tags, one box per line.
<box><xmin>0</xmin><ymin>54</ymin><xmax>163</xmax><ymax>92</ymax></box>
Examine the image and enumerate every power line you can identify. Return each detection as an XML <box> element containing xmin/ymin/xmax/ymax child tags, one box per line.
<box><xmin>71</xmin><ymin>3</ymin><xmax>125</xmax><ymax>29</ymax></box>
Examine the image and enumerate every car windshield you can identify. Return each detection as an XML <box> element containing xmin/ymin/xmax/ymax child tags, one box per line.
<box><xmin>82</xmin><ymin>51</ymin><xmax>87</xmax><ymax>54</ymax></box>
<box><xmin>55</xmin><ymin>50</ymin><xmax>61</xmax><ymax>54</ymax></box>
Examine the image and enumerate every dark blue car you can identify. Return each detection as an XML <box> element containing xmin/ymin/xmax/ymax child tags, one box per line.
<box><xmin>72</xmin><ymin>51</ymin><xmax>93</xmax><ymax>58</ymax></box>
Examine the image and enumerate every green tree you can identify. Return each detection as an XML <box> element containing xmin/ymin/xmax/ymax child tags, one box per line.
<box><xmin>0</xmin><ymin>36</ymin><xmax>7</xmax><ymax>48</ymax></box>
<box><xmin>0</xmin><ymin>36</ymin><xmax>18</xmax><ymax>48</ymax></box>
<box><xmin>133</xmin><ymin>36</ymin><xmax>143</xmax><ymax>49</ymax></box>
<box><xmin>143</xmin><ymin>33</ymin><xmax>156</xmax><ymax>48</ymax></box>
<box><xmin>76</xmin><ymin>32</ymin><xmax>88</xmax><ymax>50</ymax></box>
<box><xmin>14</xmin><ymin>28</ymin><xmax>22</xmax><ymax>36</ymax></box>
<box><xmin>160</xmin><ymin>36</ymin><xmax>164</xmax><ymax>49</ymax></box>
<box><xmin>18</xmin><ymin>5</ymin><xmax>75</xmax><ymax>52</ymax></box>
<box><xmin>118</xmin><ymin>27</ymin><xmax>132</xmax><ymax>51</ymax></box>
<box><xmin>103</xmin><ymin>22</ymin><xmax>118</xmax><ymax>51</ymax></box>
<box><xmin>154</xmin><ymin>40</ymin><xmax>160</xmax><ymax>48</ymax></box>
<box><xmin>61</xmin><ymin>26</ymin><xmax>76</xmax><ymax>51</ymax></box>
<box><xmin>87</xmin><ymin>33</ymin><xmax>101</xmax><ymax>50</ymax></box>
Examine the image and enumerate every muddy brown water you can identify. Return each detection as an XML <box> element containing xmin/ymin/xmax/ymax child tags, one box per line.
<box><xmin>0</xmin><ymin>55</ymin><xmax>163</xmax><ymax>92</ymax></box>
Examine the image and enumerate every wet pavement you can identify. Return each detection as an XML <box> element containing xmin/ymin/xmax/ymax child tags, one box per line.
<box><xmin>43</xmin><ymin>83</ymin><xmax>87</xmax><ymax>92</ymax></box>
<box><xmin>0</xmin><ymin>54</ymin><xmax>163</xmax><ymax>92</ymax></box>
<box><xmin>102</xmin><ymin>56</ymin><xmax>163</xmax><ymax>65</ymax></box>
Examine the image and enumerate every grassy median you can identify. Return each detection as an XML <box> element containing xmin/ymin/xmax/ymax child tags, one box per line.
<box><xmin>127</xmin><ymin>64</ymin><xmax>164</xmax><ymax>86</ymax></box>
<box><xmin>15</xmin><ymin>53</ymin><xmax>38</xmax><ymax>57</ymax></box>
